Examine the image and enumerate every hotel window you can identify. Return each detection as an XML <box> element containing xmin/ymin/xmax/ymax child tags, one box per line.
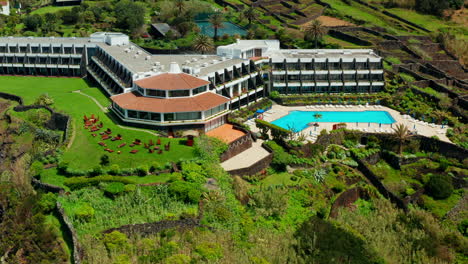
<box><xmin>330</xmin><ymin>74</ymin><xmax>341</xmax><ymax>81</ymax></box>
<box><xmin>53</xmin><ymin>47</ymin><xmax>61</xmax><ymax>53</ymax></box>
<box><xmin>193</xmin><ymin>86</ymin><xmax>207</xmax><ymax>95</ymax></box>
<box><xmin>0</xmin><ymin>46</ymin><xmax>5</xmax><ymax>53</ymax></box>
<box><xmin>356</xmin><ymin>62</ymin><xmax>367</xmax><ymax>70</ymax></box>
<box><xmin>176</xmin><ymin>112</ymin><xmax>201</xmax><ymax>121</ymax></box>
<box><xmin>369</xmin><ymin>62</ymin><xmax>381</xmax><ymax>69</ymax></box>
<box><xmin>64</xmin><ymin>47</ymin><xmax>72</xmax><ymax>54</ymax></box>
<box><xmin>329</xmin><ymin>62</ymin><xmax>340</xmax><ymax>70</ymax></box>
<box><xmin>344</xmin><ymin>86</ymin><xmax>356</xmax><ymax>92</ymax></box>
<box><xmin>164</xmin><ymin>113</ymin><xmax>175</xmax><ymax>121</ymax></box>
<box><xmin>42</xmin><ymin>47</ymin><xmax>50</xmax><ymax>53</ymax></box>
<box><xmin>19</xmin><ymin>46</ymin><xmax>27</xmax><ymax>53</ymax></box>
<box><xmin>147</xmin><ymin>89</ymin><xmax>165</xmax><ymax>97</ymax></box>
<box><xmin>137</xmin><ymin>86</ymin><xmax>145</xmax><ymax>95</ymax></box>
<box><xmin>302</xmin><ymin>74</ymin><xmax>314</xmax><ymax>81</ymax></box>
<box><xmin>287</xmin><ymin>75</ymin><xmax>300</xmax><ymax>81</ymax></box>
<box><xmin>139</xmin><ymin>111</ymin><xmax>150</xmax><ymax>120</ymax></box>
<box><xmin>272</xmin><ymin>63</ymin><xmax>284</xmax><ymax>70</ymax></box>
<box><xmin>302</xmin><ymin>86</ymin><xmax>314</xmax><ymax>93</ymax></box>
<box><xmin>357</xmin><ymin>86</ymin><xmax>369</xmax><ymax>93</ymax></box>
<box><xmin>204</xmin><ymin>104</ymin><xmax>226</xmax><ymax>117</ymax></box>
<box><xmin>287</xmin><ymin>63</ymin><xmax>300</xmax><ymax>71</ymax></box>
<box><xmin>342</xmin><ymin>62</ymin><xmax>354</xmax><ymax>70</ymax></box>
<box><xmin>330</xmin><ymin>86</ymin><xmax>341</xmax><ymax>93</ymax></box>
<box><xmin>150</xmin><ymin>113</ymin><xmax>161</xmax><ymax>121</ymax></box>
<box><xmin>169</xmin><ymin>90</ymin><xmax>190</xmax><ymax>97</ymax></box>
<box><xmin>75</xmin><ymin>47</ymin><xmax>83</xmax><ymax>54</ymax></box>
<box><xmin>128</xmin><ymin>110</ymin><xmax>137</xmax><ymax>118</ymax></box>
<box><xmin>273</xmin><ymin>75</ymin><xmax>285</xmax><ymax>82</ymax></box>
<box><xmin>357</xmin><ymin>74</ymin><xmax>369</xmax><ymax>80</ymax></box>
<box><xmin>316</xmin><ymin>74</ymin><xmax>328</xmax><ymax>81</ymax></box>
<box><xmin>344</xmin><ymin>74</ymin><xmax>355</xmax><ymax>81</ymax></box>
<box><xmin>289</xmin><ymin>86</ymin><xmax>300</xmax><ymax>93</ymax></box>
<box><xmin>371</xmin><ymin>74</ymin><xmax>383</xmax><ymax>81</ymax></box>
<box><xmin>315</xmin><ymin>62</ymin><xmax>327</xmax><ymax>70</ymax></box>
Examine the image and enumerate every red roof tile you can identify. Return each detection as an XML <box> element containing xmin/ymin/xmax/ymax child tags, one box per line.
<box><xmin>111</xmin><ymin>91</ymin><xmax>230</xmax><ymax>113</ymax></box>
<box><xmin>134</xmin><ymin>73</ymin><xmax>210</xmax><ymax>91</ymax></box>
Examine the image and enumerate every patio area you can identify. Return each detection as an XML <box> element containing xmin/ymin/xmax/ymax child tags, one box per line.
<box><xmin>245</xmin><ymin>104</ymin><xmax>451</xmax><ymax>143</ymax></box>
<box><xmin>206</xmin><ymin>124</ymin><xmax>246</xmax><ymax>144</ymax></box>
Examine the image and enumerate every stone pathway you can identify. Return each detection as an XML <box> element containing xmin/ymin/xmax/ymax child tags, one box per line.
<box><xmin>221</xmin><ymin>139</ymin><xmax>270</xmax><ymax>171</ymax></box>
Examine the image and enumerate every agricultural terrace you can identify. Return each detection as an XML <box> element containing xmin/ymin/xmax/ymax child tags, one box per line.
<box><xmin>0</xmin><ymin>76</ymin><xmax>196</xmax><ymax>172</ymax></box>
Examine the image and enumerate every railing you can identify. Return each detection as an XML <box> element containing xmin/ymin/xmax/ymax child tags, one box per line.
<box><xmin>91</xmin><ymin>56</ymin><xmax>129</xmax><ymax>88</ymax></box>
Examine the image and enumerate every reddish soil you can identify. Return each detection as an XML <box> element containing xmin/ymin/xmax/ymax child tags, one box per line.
<box><xmin>301</xmin><ymin>16</ymin><xmax>355</xmax><ymax>28</ymax></box>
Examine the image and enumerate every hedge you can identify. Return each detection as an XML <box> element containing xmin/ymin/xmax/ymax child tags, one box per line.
<box><xmin>255</xmin><ymin>119</ymin><xmax>291</xmax><ymax>141</ymax></box>
<box><xmin>64</xmin><ymin>175</ymin><xmax>136</xmax><ymax>190</ymax></box>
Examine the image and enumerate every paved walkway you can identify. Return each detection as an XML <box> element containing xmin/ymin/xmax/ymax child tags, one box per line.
<box><xmin>246</xmin><ymin>104</ymin><xmax>451</xmax><ymax>143</ymax></box>
<box><xmin>221</xmin><ymin>139</ymin><xmax>270</xmax><ymax>171</ymax></box>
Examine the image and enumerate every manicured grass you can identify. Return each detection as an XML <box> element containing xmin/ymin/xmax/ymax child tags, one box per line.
<box><xmin>123</xmin><ymin>173</ymin><xmax>173</xmax><ymax>184</ymax></box>
<box><xmin>41</xmin><ymin>168</ymin><xmax>70</xmax><ymax>191</ymax></box>
<box><xmin>421</xmin><ymin>191</ymin><xmax>464</xmax><ymax>219</ymax></box>
<box><xmin>323</xmin><ymin>35</ymin><xmax>362</xmax><ymax>48</ymax></box>
<box><xmin>0</xmin><ymin>76</ymin><xmax>196</xmax><ymax>171</ymax></box>
<box><xmin>31</xmin><ymin>5</ymin><xmax>74</xmax><ymax>15</ymax></box>
<box><xmin>261</xmin><ymin>172</ymin><xmax>297</xmax><ymax>186</ymax></box>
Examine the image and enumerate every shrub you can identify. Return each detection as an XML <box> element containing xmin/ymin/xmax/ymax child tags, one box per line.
<box><xmin>57</xmin><ymin>161</ymin><xmax>69</xmax><ymax>174</ymax></box>
<box><xmin>38</xmin><ymin>192</ymin><xmax>57</xmax><ymax>213</ymax></box>
<box><xmin>164</xmin><ymin>254</ymin><xmax>191</xmax><ymax>264</ymax></box>
<box><xmin>100</xmin><ymin>154</ymin><xmax>110</xmax><ymax>166</ymax></box>
<box><xmin>168</xmin><ymin>181</ymin><xmax>203</xmax><ymax>203</ymax></box>
<box><xmin>425</xmin><ymin>174</ymin><xmax>453</xmax><ymax>199</ymax></box>
<box><xmin>30</xmin><ymin>161</ymin><xmax>44</xmax><ymax>178</ymax></box>
<box><xmin>181</xmin><ymin>162</ymin><xmax>206</xmax><ymax>184</ymax></box>
<box><xmin>135</xmin><ymin>165</ymin><xmax>148</xmax><ymax>176</ymax></box>
<box><xmin>109</xmin><ymin>164</ymin><xmax>121</xmax><ymax>175</ymax></box>
<box><xmin>194</xmin><ymin>242</ymin><xmax>223</xmax><ymax>261</ymax></box>
<box><xmin>265</xmin><ymin>141</ymin><xmax>293</xmax><ymax>171</ymax></box>
<box><xmin>124</xmin><ymin>184</ymin><xmax>136</xmax><ymax>193</ymax></box>
<box><xmin>64</xmin><ymin>175</ymin><xmax>135</xmax><ymax>190</ymax></box>
<box><xmin>168</xmin><ymin>172</ymin><xmax>183</xmax><ymax>182</ymax></box>
<box><xmin>102</xmin><ymin>231</ymin><xmax>128</xmax><ymax>252</ymax></box>
<box><xmin>89</xmin><ymin>165</ymin><xmax>103</xmax><ymax>176</ymax></box>
<box><xmin>149</xmin><ymin>162</ymin><xmax>164</xmax><ymax>172</ymax></box>
<box><xmin>104</xmin><ymin>182</ymin><xmax>126</xmax><ymax>198</ymax></box>
<box><xmin>74</xmin><ymin>203</ymin><xmax>95</xmax><ymax>222</ymax></box>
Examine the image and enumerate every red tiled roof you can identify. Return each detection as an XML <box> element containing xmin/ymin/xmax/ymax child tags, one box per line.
<box><xmin>134</xmin><ymin>73</ymin><xmax>210</xmax><ymax>91</ymax></box>
<box><xmin>0</xmin><ymin>1</ymin><xmax>8</xmax><ymax>6</ymax></box>
<box><xmin>111</xmin><ymin>91</ymin><xmax>230</xmax><ymax>113</ymax></box>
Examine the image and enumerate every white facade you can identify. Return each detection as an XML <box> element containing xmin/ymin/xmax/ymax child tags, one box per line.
<box><xmin>90</xmin><ymin>32</ymin><xmax>129</xmax><ymax>46</ymax></box>
<box><xmin>0</xmin><ymin>1</ymin><xmax>10</xmax><ymax>16</ymax></box>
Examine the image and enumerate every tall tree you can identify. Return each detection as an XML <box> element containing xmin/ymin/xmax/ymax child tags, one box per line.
<box><xmin>192</xmin><ymin>34</ymin><xmax>214</xmax><ymax>54</ymax></box>
<box><xmin>392</xmin><ymin>123</ymin><xmax>412</xmax><ymax>155</ymax></box>
<box><xmin>243</xmin><ymin>6</ymin><xmax>257</xmax><ymax>26</ymax></box>
<box><xmin>303</xmin><ymin>19</ymin><xmax>325</xmax><ymax>48</ymax></box>
<box><xmin>174</xmin><ymin>0</ymin><xmax>186</xmax><ymax>14</ymax></box>
<box><xmin>208</xmin><ymin>12</ymin><xmax>224</xmax><ymax>40</ymax></box>
<box><xmin>114</xmin><ymin>0</ymin><xmax>146</xmax><ymax>33</ymax></box>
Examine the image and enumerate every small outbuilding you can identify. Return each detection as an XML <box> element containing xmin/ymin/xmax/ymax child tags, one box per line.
<box><xmin>149</xmin><ymin>23</ymin><xmax>180</xmax><ymax>39</ymax></box>
<box><xmin>0</xmin><ymin>1</ymin><xmax>10</xmax><ymax>16</ymax></box>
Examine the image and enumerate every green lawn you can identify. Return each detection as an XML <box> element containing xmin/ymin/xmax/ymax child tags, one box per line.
<box><xmin>261</xmin><ymin>172</ymin><xmax>297</xmax><ymax>186</ymax></box>
<box><xmin>31</xmin><ymin>5</ymin><xmax>74</xmax><ymax>15</ymax></box>
<box><xmin>0</xmin><ymin>76</ymin><xmax>196</xmax><ymax>171</ymax></box>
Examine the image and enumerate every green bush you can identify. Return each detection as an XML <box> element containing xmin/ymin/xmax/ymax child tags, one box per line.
<box><xmin>135</xmin><ymin>165</ymin><xmax>148</xmax><ymax>176</ymax></box>
<box><xmin>149</xmin><ymin>162</ymin><xmax>164</xmax><ymax>172</ymax></box>
<box><xmin>30</xmin><ymin>161</ymin><xmax>44</xmax><ymax>178</ymax></box>
<box><xmin>64</xmin><ymin>175</ymin><xmax>135</xmax><ymax>190</ymax></box>
<box><xmin>124</xmin><ymin>184</ymin><xmax>136</xmax><ymax>193</ymax></box>
<box><xmin>102</xmin><ymin>231</ymin><xmax>128</xmax><ymax>251</ymax></box>
<box><xmin>74</xmin><ymin>203</ymin><xmax>95</xmax><ymax>222</ymax></box>
<box><xmin>168</xmin><ymin>181</ymin><xmax>203</xmax><ymax>203</ymax></box>
<box><xmin>425</xmin><ymin>174</ymin><xmax>453</xmax><ymax>199</ymax></box>
<box><xmin>164</xmin><ymin>254</ymin><xmax>191</xmax><ymax>264</ymax></box>
<box><xmin>109</xmin><ymin>164</ymin><xmax>121</xmax><ymax>175</ymax></box>
<box><xmin>100</xmin><ymin>154</ymin><xmax>110</xmax><ymax>166</ymax></box>
<box><xmin>89</xmin><ymin>165</ymin><xmax>103</xmax><ymax>176</ymax></box>
<box><xmin>38</xmin><ymin>192</ymin><xmax>57</xmax><ymax>213</ymax></box>
<box><xmin>181</xmin><ymin>162</ymin><xmax>206</xmax><ymax>184</ymax></box>
<box><xmin>265</xmin><ymin>141</ymin><xmax>293</xmax><ymax>172</ymax></box>
<box><xmin>104</xmin><ymin>182</ymin><xmax>126</xmax><ymax>198</ymax></box>
<box><xmin>194</xmin><ymin>242</ymin><xmax>223</xmax><ymax>261</ymax></box>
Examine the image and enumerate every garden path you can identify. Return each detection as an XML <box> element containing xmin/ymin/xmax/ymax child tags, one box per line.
<box><xmin>72</xmin><ymin>90</ymin><xmax>160</xmax><ymax>137</ymax></box>
<box><xmin>221</xmin><ymin>139</ymin><xmax>270</xmax><ymax>171</ymax></box>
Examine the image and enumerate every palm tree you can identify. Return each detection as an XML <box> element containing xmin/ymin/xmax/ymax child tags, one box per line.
<box><xmin>192</xmin><ymin>34</ymin><xmax>214</xmax><ymax>54</ymax></box>
<box><xmin>303</xmin><ymin>19</ymin><xmax>325</xmax><ymax>48</ymax></box>
<box><xmin>174</xmin><ymin>0</ymin><xmax>186</xmax><ymax>14</ymax></box>
<box><xmin>209</xmin><ymin>12</ymin><xmax>224</xmax><ymax>40</ymax></box>
<box><xmin>392</xmin><ymin>123</ymin><xmax>412</xmax><ymax>155</ymax></box>
<box><xmin>313</xmin><ymin>113</ymin><xmax>323</xmax><ymax>120</ymax></box>
<box><xmin>243</xmin><ymin>6</ymin><xmax>257</xmax><ymax>26</ymax></box>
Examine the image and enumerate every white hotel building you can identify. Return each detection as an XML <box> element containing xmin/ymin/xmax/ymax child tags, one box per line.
<box><xmin>0</xmin><ymin>33</ymin><xmax>384</xmax><ymax>131</ymax></box>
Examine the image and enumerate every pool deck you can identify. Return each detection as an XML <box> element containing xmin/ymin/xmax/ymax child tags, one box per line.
<box><xmin>245</xmin><ymin>104</ymin><xmax>451</xmax><ymax>143</ymax></box>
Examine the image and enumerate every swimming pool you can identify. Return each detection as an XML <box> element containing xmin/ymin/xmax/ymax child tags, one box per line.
<box><xmin>195</xmin><ymin>21</ymin><xmax>247</xmax><ymax>37</ymax></box>
<box><xmin>271</xmin><ymin>111</ymin><xmax>396</xmax><ymax>132</ymax></box>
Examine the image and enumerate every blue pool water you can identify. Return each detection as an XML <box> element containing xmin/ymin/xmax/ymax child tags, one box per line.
<box><xmin>271</xmin><ymin>111</ymin><xmax>396</xmax><ymax>132</ymax></box>
<box><xmin>195</xmin><ymin>21</ymin><xmax>247</xmax><ymax>37</ymax></box>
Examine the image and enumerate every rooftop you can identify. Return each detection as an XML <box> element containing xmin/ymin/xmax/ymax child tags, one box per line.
<box><xmin>206</xmin><ymin>124</ymin><xmax>246</xmax><ymax>143</ymax></box>
<box><xmin>268</xmin><ymin>49</ymin><xmax>381</xmax><ymax>60</ymax></box>
<box><xmin>134</xmin><ymin>73</ymin><xmax>210</xmax><ymax>91</ymax></box>
<box><xmin>0</xmin><ymin>36</ymin><xmax>93</xmax><ymax>45</ymax></box>
<box><xmin>99</xmin><ymin>42</ymin><xmax>246</xmax><ymax>75</ymax></box>
<box><xmin>111</xmin><ymin>91</ymin><xmax>230</xmax><ymax>113</ymax></box>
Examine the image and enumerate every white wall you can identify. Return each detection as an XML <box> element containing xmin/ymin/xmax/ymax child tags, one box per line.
<box><xmin>1</xmin><ymin>2</ymin><xmax>10</xmax><ymax>16</ymax></box>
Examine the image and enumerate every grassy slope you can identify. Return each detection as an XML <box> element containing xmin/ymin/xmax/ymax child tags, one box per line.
<box><xmin>0</xmin><ymin>76</ymin><xmax>195</xmax><ymax>171</ymax></box>
<box><xmin>31</xmin><ymin>5</ymin><xmax>74</xmax><ymax>15</ymax></box>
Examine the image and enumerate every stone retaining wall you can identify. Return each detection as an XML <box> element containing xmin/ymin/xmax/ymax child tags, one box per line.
<box><xmin>103</xmin><ymin>218</ymin><xmax>204</xmax><ymax>237</ymax></box>
<box><xmin>57</xmin><ymin>202</ymin><xmax>84</xmax><ymax>264</ymax></box>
